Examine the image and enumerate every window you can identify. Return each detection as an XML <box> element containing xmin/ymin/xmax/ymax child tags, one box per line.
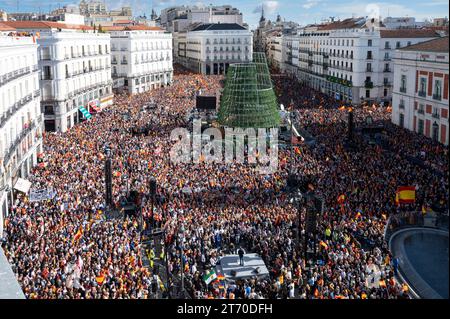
<box><xmin>367</xmin><ymin>51</ymin><xmax>372</xmax><ymax>59</ymax></box>
<box><xmin>418</xmin><ymin>104</ymin><xmax>425</xmax><ymax>114</ymax></box>
<box><xmin>407</xmin><ymin>41</ymin><xmax>412</xmax><ymax>46</ymax></box>
<box><xmin>432</xmin><ymin>123</ymin><xmax>439</xmax><ymax>141</ymax></box>
<box><xmin>433</xmin><ymin>79</ymin><xmax>442</xmax><ymax>100</ymax></box>
<box><xmin>396</xmin><ymin>41</ymin><xmax>401</xmax><ymax>49</ymax></box>
<box><xmin>384</xmin><ymin>88</ymin><xmax>388</xmax><ymax>97</ymax></box>
<box><xmin>400</xmin><ymin>75</ymin><xmax>407</xmax><ymax>93</ymax></box>
<box><xmin>366</xmin><ymin>89</ymin><xmax>370</xmax><ymax>98</ymax></box>
<box><xmin>399</xmin><ymin>113</ymin><xmax>404</xmax><ymax>128</ymax></box>
<box><xmin>384</xmin><ymin>41</ymin><xmax>391</xmax><ymax>49</ymax></box>
<box><xmin>419</xmin><ymin>77</ymin><xmax>427</xmax><ymax>96</ymax></box>
<box><xmin>418</xmin><ymin>119</ymin><xmax>424</xmax><ymax>134</ymax></box>
<box><xmin>368</xmin><ymin>39</ymin><xmax>372</xmax><ymax>47</ymax></box>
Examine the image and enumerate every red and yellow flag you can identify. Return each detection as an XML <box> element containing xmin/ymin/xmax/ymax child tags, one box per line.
<box><xmin>96</xmin><ymin>273</ymin><xmax>105</xmax><ymax>285</ymax></box>
<box><xmin>337</xmin><ymin>194</ymin><xmax>346</xmax><ymax>205</ymax></box>
<box><xmin>72</xmin><ymin>227</ymin><xmax>83</xmax><ymax>245</ymax></box>
<box><xmin>395</xmin><ymin>186</ymin><xmax>416</xmax><ymax>205</ymax></box>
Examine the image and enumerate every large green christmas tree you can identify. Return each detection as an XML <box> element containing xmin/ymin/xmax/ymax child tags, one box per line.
<box><xmin>218</xmin><ymin>53</ymin><xmax>280</xmax><ymax>128</ymax></box>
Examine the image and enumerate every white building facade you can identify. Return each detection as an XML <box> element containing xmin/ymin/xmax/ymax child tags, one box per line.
<box><xmin>3</xmin><ymin>21</ymin><xmax>114</xmax><ymax>132</ymax></box>
<box><xmin>392</xmin><ymin>37</ymin><xmax>449</xmax><ymax>145</ymax></box>
<box><xmin>182</xmin><ymin>23</ymin><xmax>253</xmax><ymax>75</ymax></box>
<box><xmin>0</xmin><ymin>29</ymin><xmax>43</xmax><ymax>235</ymax></box>
<box><xmin>281</xmin><ymin>18</ymin><xmax>439</xmax><ymax>105</ymax></box>
<box><xmin>107</xmin><ymin>26</ymin><xmax>173</xmax><ymax>95</ymax></box>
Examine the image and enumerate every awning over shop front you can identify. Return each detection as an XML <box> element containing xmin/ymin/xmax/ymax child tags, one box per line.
<box><xmin>89</xmin><ymin>102</ymin><xmax>101</xmax><ymax>113</ymax></box>
<box><xmin>14</xmin><ymin>178</ymin><xmax>32</xmax><ymax>194</ymax></box>
<box><xmin>79</xmin><ymin>106</ymin><xmax>92</xmax><ymax>120</ymax></box>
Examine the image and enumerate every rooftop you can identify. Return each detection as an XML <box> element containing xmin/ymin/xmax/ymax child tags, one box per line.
<box><xmin>380</xmin><ymin>29</ymin><xmax>440</xmax><ymax>38</ymax></box>
<box><xmin>2</xmin><ymin>21</ymin><xmax>93</xmax><ymax>31</ymax></box>
<box><xmin>103</xmin><ymin>25</ymin><xmax>164</xmax><ymax>32</ymax></box>
<box><xmin>191</xmin><ymin>23</ymin><xmax>246</xmax><ymax>32</ymax></box>
<box><xmin>0</xmin><ymin>22</ymin><xmax>15</xmax><ymax>31</ymax></box>
<box><xmin>400</xmin><ymin>36</ymin><xmax>449</xmax><ymax>53</ymax></box>
<box><xmin>317</xmin><ymin>17</ymin><xmax>366</xmax><ymax>31</ymax></box>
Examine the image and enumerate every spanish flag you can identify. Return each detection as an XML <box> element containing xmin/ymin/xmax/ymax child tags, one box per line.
<box><xmin>395</xmin><ymin>186</ymin><xmax>416</xmax><ymax>205</ymax></box>
<box><xmin>319</xmin><ymin>241</ymin><xmax>328</xmax><ymax>250</ymax></box>
<box><xmin>96</xmin><ymin>274</ymin><xmax>105</xmax><ymax>285</ymax></box>
<box><xmin>337</xmin><ymin>194</ymin><xmax>346</xmax><ymax>205</ymax></box>
<box><xmin>294</xmin><ymin>147</ymin><xmax>301</xmax><ymax>155</ymax></box>
<box><xmin>72</xmin><ymin>227</ymin><xmax>83</xmax><ymax>245</ymax></box>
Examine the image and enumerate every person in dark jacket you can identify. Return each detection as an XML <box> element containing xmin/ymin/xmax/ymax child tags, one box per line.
<box><xmin>238</xmin><ymin>247</ymin><xmax>245</xmax><ymax>266</ymax></box>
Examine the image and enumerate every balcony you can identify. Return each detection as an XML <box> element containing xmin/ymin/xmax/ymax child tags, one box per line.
<box><xmin>399</xmin><ymin>103</ymin><xmax>405</xmax><ymax>109</ymax></box>
<box><xmin>111</xmin><ymin>47</ymin><xmax>118</xmax><ymax>52</ymax></box>
<box><xmin>418</xmin><ymin>91</ymin><xmax>426</xmax><ymax>97</ymax></box>
<box><xmin>42</xmin><ymin>74</ymin><xmax>52</xmax><ymax>80</ymax></box>
<box><xmin>432</xmin><ymin>113</ymin><xmax>440</xmax><ymax>119</ymax></box>
<box><xmin>384</xmin><ymin>57</ymin><xmax>391</xmax><ymax>61</ymax></box>
<box><xmin>365</xmin><ymin>81</ymin><xmax>374</xmax><ymax>89</ymax></box>
<box><xmin>385</xmin><ymin>46</ymin><xmax>391</xmax><ymax>50</ymax></box>
<box><xmin>433</xmin><ymin>94</ymin><xmax>442</xmax><ymax>101</ymax></box>
<box><xmin>0</xmin><ymin>93</ymin><xmax>34</xmax><ymax>129</ymax></box>
<box><xmin>0</xmin><ymin>65</ymin><xmax>39</xmax><ymax>88</ymax></box>
<box><xmin>418</xmin><ymin>109</ymin><xmax>425</xmax><ymax>115</ymax></box>
<box><xmin>400</xmin><ymin>87</ymin><xmax>407</xmax><ymax>93</ymax></box>
<box><xmin>383</xmin><ymin>68</ymin><xmax>391</xmax><ymax>73</ymax></box>
<box><xmin>2</xmin><ymin>119</ymin><xmax>38</xmax><ymax>166</ymax></box>
<box><xmin>366</xmin><ymin>68</ymin><xmax>373</xmax><ymax>73</ymax></box>
<box><xmin>111</xmin><ymin>60</ymin><xmax>118</xmax><ymax>65</ymax></box>
<box><xmin>366</xmin><ymin>55</ymin><xmax>373</xmax><ymax>60</ymax></box>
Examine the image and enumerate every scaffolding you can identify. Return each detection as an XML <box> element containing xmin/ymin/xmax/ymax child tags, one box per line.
<box><xmin>218</xmin><ymin>53</ymin><xmax>281</xmax><ymax>128</ymax></box>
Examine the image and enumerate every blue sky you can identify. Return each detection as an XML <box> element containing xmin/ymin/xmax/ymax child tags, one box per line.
<box><xmin>1</xmin><ymin>0</ymin><xmax>448</xmax><ymax>29</ymax></box>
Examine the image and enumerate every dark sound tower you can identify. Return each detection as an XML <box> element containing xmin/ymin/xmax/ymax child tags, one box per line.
<box><xmin>105</xmin><ymin>157</ymin><xmax>113</xmax><ymax>208</ymax></box>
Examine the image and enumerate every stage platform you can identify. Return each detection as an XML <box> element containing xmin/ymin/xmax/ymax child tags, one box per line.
<box><xmin>216</xmin><ymin>253</ymin><xmax>270</xmax><ymax>281</ymax></box>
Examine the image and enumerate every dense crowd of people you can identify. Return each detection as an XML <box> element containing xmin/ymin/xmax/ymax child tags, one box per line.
<box><xmin>1</xmin><ymin>66</ymin><xmax>447</xmax><ymax>299</ymax></box>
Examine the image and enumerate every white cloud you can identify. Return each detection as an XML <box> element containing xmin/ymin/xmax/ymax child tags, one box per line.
<box><xmin>302</xmin><ymin>0</ymin><xmax>322</xmax><ymax>10</ymax></box>
<box><xmin>327</xmin><ymin>1</ymin><xmax>447</xmax><ymax>21</ymax></box>
<box><xmin>253</xmin><ymin>1</ymin><xmax>280</xmax><ymax>14</ymax></box>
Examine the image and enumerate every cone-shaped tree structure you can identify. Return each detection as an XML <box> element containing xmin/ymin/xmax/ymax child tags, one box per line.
<box><xmin>218</xmin><ymin>53</ymin><xmax>280</xmax><ymax>128</ymax></box>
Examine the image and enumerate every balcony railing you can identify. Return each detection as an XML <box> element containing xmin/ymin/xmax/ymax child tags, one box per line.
<box><xmin>400</xmin><ymin>87</ymin><xmax>407</xmax><ymax>93</ymax></box>
<box><xmin>418</xmin><ymin>109</ymin><xmax>425</xmax><ymax>114</ymax></box>
<box><xmin>2</xmin><ymin>119</ymin><xmax>38</xmax><ymax>166</ymax></box>
<box><xmin>365</xmin><ymin>81</ymin><xmax>374</xmax><ymax>89</ymax></box>
<box><xmin>0</xmin><ymin>93</ymin><xmax>35</xmax><ymax>129</ymax></box>
<box><xmin>399</xmin><ymin>103</ymin><xmax>405</xmax><ymax>109</ymax></box>
<box><xmin>0</xmin><ymin>65</ymin><xmax>38</xmax><ymax>88</ymax></box>
<box><xmin>433</xmin><ymin>94</ymin><xmax>442</xmax><ymax>101</ymax></box>
<box><xmin>383</xmin><ymin>81</ymin><xmax>392</xmax><ymax>87</ymax></box>
<box><xmin>383</xmin><ymin>68</ymin><xmax>391</xmax><ymax>73</ymax></box>
<box><xmin>432</xmin><ymin>113</ymin><xmax>440</xmax><ymax>119</ymax></box>
<box><xmin>418</xmin><ymin>91</ymin><xmax>426</xmax><ymax>97</ymax></box>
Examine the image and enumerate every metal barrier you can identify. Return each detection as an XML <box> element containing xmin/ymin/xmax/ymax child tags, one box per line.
<box><xmin>385</xmin><ymin>210</ymin><xmax>449</xmax><ymax>242</ymax></box>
